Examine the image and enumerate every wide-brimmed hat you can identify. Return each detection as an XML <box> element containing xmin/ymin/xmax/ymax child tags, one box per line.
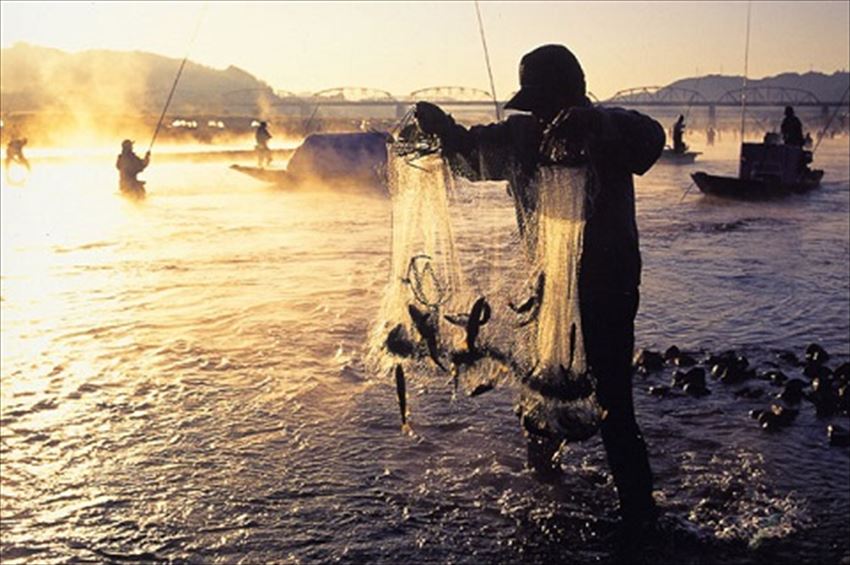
<box><xmin>505</xmin><ymin>45</ymin><xmax>586</xmax><ymax>111</ymax></box>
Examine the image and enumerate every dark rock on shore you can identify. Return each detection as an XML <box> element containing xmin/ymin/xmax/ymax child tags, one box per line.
<box><xmin>760</xmin><ymin>369</ymin><xmax>788</xmax><ymax>386</ymax></box>
<box><xmin>777</xmin><ymin>378</ymin><xmax>807</xmax><ymax>404</ymax></box>
<box><xmin>828</xmin><ymin>424</ymin><xmax>850</xmax><ymax>447</ymax></box>
<box><xmin>757</xmin><ymin>404</ymin><xmax>799</xmax><ymax>431</ymax></box>
<box><xmin>634</xmin><ymin>349</ymin><xmax>665</xmax><ymax>373</ymax></box>
<box><xmin>664</xmin><ymin>346</ymin><xmax>680</xmax><ymax>361</ymax></box>
<box><xmin>804</xmin><ymin>362</ymin><xmax>833</xmax><ymax>381</ymax></box>
<box><xmin>805</xmin><ymin>343</ymin><xmax>830</xmax><ymax>365</ymax></box>
<box><xmin>777</xmin><ymin>350</ymin><xmax>801</xmax><ymax>366</ymax></box>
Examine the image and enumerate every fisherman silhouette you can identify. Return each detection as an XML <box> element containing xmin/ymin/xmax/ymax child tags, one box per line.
<box><xmin>781</xmin><ymin>106</ymin><xmax>805</xmax><ymax>147</ymax></box>
<box><xmin>5</xmin><ymin>137</ymin><xmax>31</xmax><ymax>172</ymax></box>
<box><xmin>116</xmin><ymin>139</ymin><xmax>150</xmax><ymax>195</ymax></box>
<box><xmin>672</xmin><ymin>115</ymin><xmax>687</xmax><ymax>153</ymax></box>
<box><xmin>255</xmin><ymin>121</ymin><xmax>272</xmax><ymax>168</ymax></box>
<box><xmin>414</xmin><ymin>44</ymin><xmax>664</xmax><ymax>537</ymax></box>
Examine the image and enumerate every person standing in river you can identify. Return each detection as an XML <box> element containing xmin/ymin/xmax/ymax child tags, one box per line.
<box><xmin>5</xmin><ymin>137</ymin><xmax>31</xmax><ymax>172</ymax></box>
<box><xmin>414</xmin><ymin>44</ymin><xmax>664</xmax><ymax>534</ymax></box>
<box><xmin>116</xmin><ymin>139</ymin><xmax>150</xmax><ymax>195</ymax></box>
<box><xmin>255</xmin><ymin>121</ymin><xmax>273</xmax><ymax>168</ymax></box>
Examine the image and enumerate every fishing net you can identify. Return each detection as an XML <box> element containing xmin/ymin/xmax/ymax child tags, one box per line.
<box><xmin>517</xmin><ymin>166</ymin><xmax>603</xmax><ymax>442</ymax></box>
<box><xmin>372</xmin><ymin>134</ymin><xmax>602</xmax><ymax>442</ymax></box>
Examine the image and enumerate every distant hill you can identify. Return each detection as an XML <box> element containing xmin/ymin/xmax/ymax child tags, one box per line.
<box><xmin>0</xmin><ymin>42</ymin><xmax>283</xmax><ymax>115</ymax></box>
<box><xmin>619</xmin><ymin>72</ymin><xmax>849</xmax><ymax>103</ymax></box>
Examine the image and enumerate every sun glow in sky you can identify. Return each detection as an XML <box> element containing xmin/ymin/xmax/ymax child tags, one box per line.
<box><xmin>1</xmin><ymin>1</ymin><xmax>849</xmax><ymax>99</ymax></box>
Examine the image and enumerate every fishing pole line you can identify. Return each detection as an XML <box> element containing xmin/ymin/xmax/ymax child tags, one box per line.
<box><xmin>471</xmin><ymin>0</ymin><xmax>504</xmax><ymax>301</ymax></box>
<box><xmin>474</xmin><ymin>0</ymin><xmax>502</xmax><ymax>122</ymax></box>
<box><xmin>738</xmin><ymin>1</ymin><xmax>752</xmax><ymax>143</ymax></box>
<box><xmin>147</xmin><ymin>2</ymin><xmax>209</xmax><ymax>154</ymax></box>
<box><xmin>812</xmin><ymin>85</ymin><xmax>849</xmax><ymax>155</ymax></box>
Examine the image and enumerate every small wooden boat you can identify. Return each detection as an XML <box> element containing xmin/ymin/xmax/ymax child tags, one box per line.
<box><xmin>692</xmin><ymin>142</ymin><xmax>823</xmax><ymax>200</ymax></box>
<box><xmin>231</xmin><ymin>131</ymin><xmax>389</xmax><ymax>196</ymax></box>
<box><xmin>660</xmin><ymin>148</ymin><xmax>701</xmax><ymax>164</ymax></box>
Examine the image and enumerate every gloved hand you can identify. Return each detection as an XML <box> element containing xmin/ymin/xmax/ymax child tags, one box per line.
<box><xmin>414</xmin><ymin>101</ymin><xmax>454</xmax><ymax>137</ymax></box>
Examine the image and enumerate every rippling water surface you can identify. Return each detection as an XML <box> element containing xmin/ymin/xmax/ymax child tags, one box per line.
<box><xmin>2</xmin><ymin>138</ymin><xmax>849</xmax><ymax>564</ymax></box>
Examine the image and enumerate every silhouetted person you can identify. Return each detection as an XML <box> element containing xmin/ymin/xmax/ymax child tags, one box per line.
<box><xmin>5</xmin><ymin>137</ymin><xmax>31</xmax><ymax>172</ymax></box>
<box><xmin>706</xmin><ymin>126</ymin><xmax>716</xmax><ymax>146</ymax></box>
<box><xmin>672</xmin><ymin>115</ymin><xmax>686</xmax><ymax>153</ymax></box>
<box><xmin>415</xmin><ymin>44</ymin><xmax>663</xmax><ymax>535</ymax></box>
<box><xmin>781</xmin><ymin>106</ymin><xmax>804</xmax><ymax>147</ymax></box>
<box><xmin>255</xmin><ymin>121</ymin><xmax>272</xmax><ymax>168</ymax></box>
<box><xmin>116</xmin><ymin>139</ymin><xmax>149</xmax><ymax>194</ymax></box>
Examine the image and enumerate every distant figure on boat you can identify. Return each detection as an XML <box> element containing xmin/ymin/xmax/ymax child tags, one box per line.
<box><xmin>672</xmin><ymin>115</ymin><xmax>687</xmax><ymax>153</ymax></box>
<box><xmin>5</xmin><ymin>137</ymin><xmax>31</xmax><ymax>172</ymax></box>
<box><xmin>255</xmin><ymin>121</ymin><xmax>272</xmax><ymax>168</ymax></box>
<box><xmin>706</xmin><ymin>126</ymin><xmax>716</xmax><ymax>146</ymax></box>
<box><xmin>781</xmin><ymin>106</ymin><xmax>805</xmax><ymax>147</ymax></box>
<box><xmin>116</xmin><ymin>139</ymin><xmax>150</xmax><ymax>195</ymax></box>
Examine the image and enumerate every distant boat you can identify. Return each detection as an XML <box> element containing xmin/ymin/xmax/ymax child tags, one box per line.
<box><xmin>691</xmin><ymin>141</ymin><xmax>823</xmax><ymax>200</ymax></box>
<box><xmin>231</xmin><ymin>131</ymin><xmax>389</xmax><ymax>196</ymax></box>
<box><xmin>660</xmin><ymin>148</ymin><xmax>701</xmax><ymax>164</ymax></box>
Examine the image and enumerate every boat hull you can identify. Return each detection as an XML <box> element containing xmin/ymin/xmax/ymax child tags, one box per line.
<box><xmin>691</xmin><ymin>170</ymin><xmax>823</xmax><ymax>200</ymax></box>
<box><xmin>230</xmin><ymin>131</ymin><xmax>389</xmax><ymax>196</ymax></box>
<box><xmin>660</xmin><ymin>149</ymin><xmax>701</xmax><ymax>164</ymax></box>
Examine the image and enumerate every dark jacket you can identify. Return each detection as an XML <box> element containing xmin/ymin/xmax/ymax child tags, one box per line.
<box><xmin>438</xmin><ymin>106</ymin><xmax>665</xmax><ymax>294</ymax></box>
<box><xmin>116</xmin><ymin>150</ymin><xmax>149</xmax><ymax>191</ymax></box>
<box><xmin>781</xmin><ymin>115</ymin><xmax>804</xmax><ymax>147</ymax></box>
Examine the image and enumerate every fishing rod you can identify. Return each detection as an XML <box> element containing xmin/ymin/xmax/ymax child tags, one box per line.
<box><xmin>147</xmin><ymin>3</ymin><xmax>209</xmax><ymax>154</ymax></box>
<box><xmin>812</xmin><ymin>85</ymin><xmax>850</xmax><ymax>155</ymax></box>
<box><xmin>738</xmin><ymin>1</ymin><xmax>752</xmax><ymax>142</ymax></box>
<box><xmin>474</xmin><ymin>0</ymin><xmax>502</xmax><ymax>121</ymax></box>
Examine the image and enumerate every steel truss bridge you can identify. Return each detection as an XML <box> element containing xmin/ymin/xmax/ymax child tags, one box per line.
<box><xmin>214</xmin><ymin>84</ymin><xmax>847</xmax><ymax>121</ymax></box>
<box><xmin>281</xmin><ymin>84</ymin><xmax>843</xmax><ymax>106</ymax></box>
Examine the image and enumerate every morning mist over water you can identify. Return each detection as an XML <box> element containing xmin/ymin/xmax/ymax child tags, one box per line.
<box><xmin>2</xmin><ymin>2</ymin><xmax>849</xmax><ymax>564</ymax></box>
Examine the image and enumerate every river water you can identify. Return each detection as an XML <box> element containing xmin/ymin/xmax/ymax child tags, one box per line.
<box><xmin>1</xmin><ymin>136</ymin><xmax>849</xmax><ymax>564</ymax></box>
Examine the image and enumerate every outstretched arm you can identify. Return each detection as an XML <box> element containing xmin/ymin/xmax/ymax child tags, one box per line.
<box><xmin>414</xmin><ymin>102</ymin><xmax>537</xmax><ymax>182</ymax></box>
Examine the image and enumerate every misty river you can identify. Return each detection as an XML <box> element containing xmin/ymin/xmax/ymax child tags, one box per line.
<box><xmin>1</xmin><ymin>136</ymin><xmax>849</xmax><ymax>564</ymax></box>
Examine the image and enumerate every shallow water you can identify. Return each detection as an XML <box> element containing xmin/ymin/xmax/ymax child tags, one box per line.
<box><xmin>1</xmin><ymin>137</ymin><xmax>849</xmax><ymax>564</ymax></box>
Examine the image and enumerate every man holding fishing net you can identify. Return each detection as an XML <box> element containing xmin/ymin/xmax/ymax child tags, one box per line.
<box><xmin>413</xmin><ymin>44</ymin><xmax>665</xmax><ymax>533</ymax></box>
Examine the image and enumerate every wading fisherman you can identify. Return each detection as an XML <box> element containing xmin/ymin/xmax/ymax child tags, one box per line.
<box><xmin>116</xmin><ymin>139</ymin><xmax>150</xmax><ymax>195</ymax></box>
<box><xmin>255</xmin><ymin>121</ymin><xmax>273</xmax><ymax>167</ymax></box>
<box><xmin>5</xmin><ymin>137</ymin><xmax>31</xmax><ymax>172</ymax></box>
<box><xmin>414</xmin><ymin>44</ymin><xmax>664</xmax><ymax>534</ymax></box>
<box><xmin>672</xmin><ymin>114</ymin><xmax>687</xmax><ymax>153</ymax></box>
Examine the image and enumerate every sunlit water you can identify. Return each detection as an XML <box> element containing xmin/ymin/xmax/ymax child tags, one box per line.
<box><xmin>1</xmin><ymin>138</ymin><xmax>848</xmax><ymax>564</ymax></box>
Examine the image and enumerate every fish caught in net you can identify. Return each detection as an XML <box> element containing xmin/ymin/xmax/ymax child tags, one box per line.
<box><xmin>517</xmin><ymin>165</ymin><xmax>603</xmax><ymax>442</ymax></box>
<box><xmin>373</xmin><ymin>136</ymin><xmax>602</xmax><ymax>443</ymax></box>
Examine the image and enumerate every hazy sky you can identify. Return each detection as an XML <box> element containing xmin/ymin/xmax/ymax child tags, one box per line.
<box><xmin>2</xmin><ymin>1</ymin><xmax>848</xmax><ymax>99</ymax></box>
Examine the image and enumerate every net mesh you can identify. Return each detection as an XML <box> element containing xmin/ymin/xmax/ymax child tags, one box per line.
<box><xmin>372</xmin><ymin>152</ymin><xmax>602</xmax><ymax>442</ymax></box>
